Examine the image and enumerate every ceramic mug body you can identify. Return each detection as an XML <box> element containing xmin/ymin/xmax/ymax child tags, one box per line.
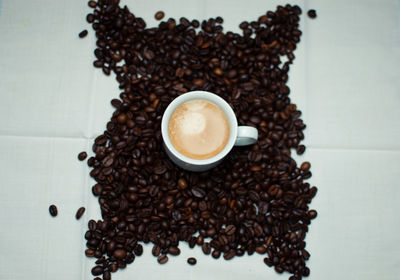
<box><xmin>161</xmin><ymin>91</ymin><xmax>258</xmax><ymax>172</ymax></box>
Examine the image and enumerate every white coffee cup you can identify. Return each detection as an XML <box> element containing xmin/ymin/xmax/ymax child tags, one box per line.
<box><xmin>161</xmin><ymin>91</ymin><xmax>258</xmax><ymax>172</ymax></box>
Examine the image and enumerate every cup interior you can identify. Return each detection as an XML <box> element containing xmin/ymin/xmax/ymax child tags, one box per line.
<box><xmin>161</xmin><ymin>91</ymin><xmax>238</xmax><ymax>165</ymax></box>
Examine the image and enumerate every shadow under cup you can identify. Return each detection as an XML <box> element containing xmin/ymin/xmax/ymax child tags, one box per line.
<box><xmin>161</xmin><ymin>91</ymin><xmax>238</xmax><ymax>172</ymax></box>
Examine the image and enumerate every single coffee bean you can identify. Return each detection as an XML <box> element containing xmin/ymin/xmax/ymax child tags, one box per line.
<box><xmin>49</xmin><ymin>205</ymin><xmax>57</xmax><ymax>217</ymax></box>
<box><xmin>113</xmin><ymin>249</ymin><xmax>127</xmax><ymax>259</ymax></box>
<box><xmin>78</xmin><ymin>151</ymin><xmax>87</xmax><ymax>161</ymax></box>
<box><xmin>79</xmin><ymin>30</ymin><xmax>88</xmax><ymax>38</ymax></box>
<box><xmin>187</xmin><ymin>257</ymin><xmax>197</xmax><ymax>265</ymax></box>
<box><xmin>307</xmin><ymin>9</ymin><xmax>317</xmax><ymax>19</ymax></box>
<box><xmin>168</xmin><ymin>246</ymin><xmax>181</xmax><ymax>255</ymax></box>
<box><xmin>275</xmin><ymin>265</ymin><xmax>284</xmax><ymax>273</ymax></box>
<box><xmin>86</xmin><ymin>13</ymin><xmax>94</xmax><ymax>23</ymax></box>
<box><xmin>103</xmin><ymin>271</ymin><xmax>111</xmax><ymax>280</ymax></box>
<box><xmin>212</xmin><ymin>250</ymin><xmax>221</xmax><ymax>259</ymax></box>
<box><xmin>300</xmin><ymin>161</ymin><xmax>311</xmax><ymax>171</ymax></box>
<box><xmin>202</xmin><ymin>243</ymin><xmax>211</xmax><ymax>255</ymax></box>
<box><xmin>85</xmin><ymin>249</ymin><xmax>95</xmax><ymax>257</ymax></box>
<box><xmin>154</xmin><ymin>11</ymin><xmax>165</xmax><ymax>20</ymax></box>
<box><xmin>88</xmin><ymin>1</ymin><xmax>97</xmax><ymax>8</ymax></box>
<box><xmin>152</xmin><ymin>245</ymin><xmax>161</xmax><ymax>256</ymax></box>
<box><xmin>308</xmin><ymin>209</ymin><xmax>318</xmax><ymax>219</ymax></box>
<box><xmin>177</xmin><ymin>178</ymin><xmax>188</xmax><ymax>189</ymax></box>
<box><xmin>256</xmin><ymin>246</ymin><xmax>267</xmax><ymax>254</ymax></box>
<box><xmin>296</xmin><ymin>144</ymin><xmax>306</xmax><ymax>155</ymax></box>
<box><xmin>88</xmin><ymin>220</ymin><xmax>96</xmax><ymax>231</ymax></box>
<box><xmin>157</xmin><ymin>254</ymin><xmax>168</xmax><ymax>264</ymax></box>
<box><xmin>223</xmin><ymin>250</ymin><xmax>235</xmax><ymax>260</ymax></box>
<box><xmin>91</xmin><ymin>266</ymin><xmax>103</xmax><ymax>276</ymax></box>
<box><xmin>92</xmin><ymin>184</ymin><xmax>102</xmax><ymax>196</ymax></box>
<box><xmin>225</xmin><ymin>225</ymin><xmax>236</xmax><ymax>235</ymax></box>
<box><xmin>133</xmin><ymin>244</ymin><xmax>143</xmax><ymax>256</ymax></box>
<box><xmin>75</xmin><ymin>207</ymin><xmax>85</xmax><ymax>220</ymax></box>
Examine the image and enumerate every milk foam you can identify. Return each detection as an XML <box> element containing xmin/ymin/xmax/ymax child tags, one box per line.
<box><xmin>168</xmin><ymin>99</ymin><xmax>229</xmax><ymax>160</ymax></box>
<box><xmin>179</xmin><ymin>112</ymin><xmax>206</xmax><ymax>135</ymax></box>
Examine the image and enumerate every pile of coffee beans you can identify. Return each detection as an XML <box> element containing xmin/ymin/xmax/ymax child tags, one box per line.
<box><xmin>83</xmin><ymin>1</ymin><xmax>317</xmax><ymax>280</ymax></box>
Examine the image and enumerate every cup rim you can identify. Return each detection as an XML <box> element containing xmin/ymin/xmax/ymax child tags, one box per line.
<box><xmin>161</xmin><ymin>91</ymin><xmax>238</xmax><ymax>166</ymax></box>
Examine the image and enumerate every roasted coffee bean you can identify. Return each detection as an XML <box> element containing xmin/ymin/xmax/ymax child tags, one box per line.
<box><xmin>82</xmin><ymin>4</ymin><xmax>316</xmax><ymax>280</ymax></box>
<box><xmin>225</xmin><ymin>225</ymin><xmax>236</xmax><ymax>235</ymax></box>
<box><xmin>103</xmin><ymin>271</ymin><xmax>111</xmax><ymax>280</ymax></box>
<box><xmin>154</xmin><ymin>11</ymin><xmax>165</xmax><ymax>20</ymax></box>
<box><xmin>85</xmin><ymin>249</ymin><xmax>95</xmax><ymax>257</ymax></box>
<box><xmin>307</xmin><ymin>9</ymin><xmax>317</xmax><ymax>19</ymax></box>
<box><xmin>296</xmin><ymin>144</ymin><xmax>306</xmax><ymax>155</ymax></box>
<box><xmin>152</xmin><ymin>245</ymin><xmax>161</xmax><ymax>256</ymax></box>
<box><xmin>113</xmin><ymin>249</ymin><xmax>127</xmax><ymax>259</ymax></box>
<box><xmin>75</xmin><ymin>207</ymin><xmax>85</xmax><ymax>220</ymax></box>
<box><xmin>308</xmin><ymin>209</ymin><xmax>318</xmax><ymax>219</ymax></box>
<box><xmin>88</xmin><ymin>220</ymin><xmax>96</xmax><ymax>230</ymax></box>
<box><xmin>49</xmin><ymin>205</ymin><xmax>57</xmax><ymax>217</ymax></box>
<box><xmin>88</xmin><ymin>1</ymin><xmax>97</xmax><ymax>8</ymax></box>
<box><xmin>192</xmin><ymin>187</ymin><xmax>205</xmax><ymax>198</ymax></box>
<box><xmin>133</xmin><ymin>244</ymin><xmax>143</xmax><ymax>256</ymax></box>
<box><xmin>256</xmin><ymin>246</ymin><xmax>267</xmax><ymax>254</ymax></box>
<box><xmin>92</xmin><ymin>184</ymin><xmax>102</xmax><ymax>196</ymax></box>
<box><xmin>178</xmin><ymin>178</ymin><xmax>188</xmax><ymax>189</ymax></box>
<box><xmin>187</xmin><ymin>257</ymin><xmax>197</xmax><ymax>265</ymax></box>
<box><xmin>157</xmin><ymin>254</ymin><xmax>168</xmax><ymax>264</ymax></box>
<box><xmin>202</xmin><ymin>243</ymin><xmax>211</xmax><ymax>255</ymax></box>
<box><xmin>212</xmin><ymin>250</ymin><xmax>221</xmax><ymax>259</ymax></box>
<box><xmin>78</xmin><ymin>151</ymin><xmax>87</xmax><ymax>161</ymax></box>
<box><xmin>168</xmin><ymin>246</ymin><xmax>181</xmax><ymax>255</ymax></box>
<box><xmin>91</xmin><ymin>266</ymin><xmax>103</xmax><ymax>276</ymax></box>
<box><xmin>223</xmin><ymin>250</ymin><xmax>235</xmax><ymax>260</ymax></box>
<box><xmin>78</xmin><ymin>30</ymin><xmax>88</xmax><ymax>38</ymax></box>
<box><xmin>300</xmin><ymin>161</ymin><xmax>311</xmax><ymax>171</ymax></box>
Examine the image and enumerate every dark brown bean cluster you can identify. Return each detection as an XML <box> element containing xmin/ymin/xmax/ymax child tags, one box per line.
<box><xmin>83</xmin><ymin>1</ymin><xmax>317</xmax><ymax>280</ymax></box>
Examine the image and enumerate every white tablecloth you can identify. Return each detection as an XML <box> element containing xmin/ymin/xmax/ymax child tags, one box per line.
<box><xmin>0</xmin><ymin>0</ymin><xmax>399</xmax><ymax>279</ymax></box>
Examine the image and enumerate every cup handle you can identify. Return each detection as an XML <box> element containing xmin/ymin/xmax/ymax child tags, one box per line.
<box><xmin>234</xmin><ymin>126</ymin><xmax>258</xmax><ymax>146</ymax></box>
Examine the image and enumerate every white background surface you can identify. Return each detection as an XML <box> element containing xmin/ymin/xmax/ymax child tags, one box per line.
<box><xmin>0</xmin><ymin>0</ymin><xmax>399</xmax><ymax>279</ymax></box>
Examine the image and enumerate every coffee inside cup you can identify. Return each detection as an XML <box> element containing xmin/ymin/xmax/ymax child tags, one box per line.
<box><xmin>168</xmin><ymin>99</ymin><xmax>230</xmax><ymax>160</ymax></box>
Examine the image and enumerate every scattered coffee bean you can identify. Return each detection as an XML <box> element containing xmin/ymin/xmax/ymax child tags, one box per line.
<box><xmin>202</xmin><ymin>243</ymin><xmax>211</xmax><ymax>255</ymax></box>
<box><xmin>296</xmin><ymin>144</ymin><xmax>306</xmax><ymax>155</ymax></box>
<box><xmin>300</xmin><ymin>161</ymin><xmax>311</xmax><ymax>171</ymax></box>
<box><xmin>212</xmin><ymin>250</ymin><xmax>221</xmax><ymax>259</ymax></box>
<box><xmin>75</xmin><ymin>207</ymin><xmax>85</xmax><ymax>220</ymax></box>
<box><xmin>103</xmin><ymin>271</ymin><xmax>111</xmax><ymax>280</ymax></box>
<box><xmin>307</xmin><ymin>9</ymin><xmax>317</xmax><ymax>19</ymax></box>
<box><xmin>49</xmin><ymin>204</ymin><xmax>57</xmax><ymax>217</ymax></box>
<box><xmin>78</xmin><ymin>29</ymin><xmax>88</xmax><ymax>38</ymax></box>
<box><xmin>85</xmin><ymin>249</ymin><xmax>95</xmax><ymax>257</ymax></box>
<box><xmin>154</xmin><ymin>11</ymin><xmax>165</xmax><ymax>20</ymax></box>
<box><xmin>152</xmin><ymin>245</ymin><xmax>161</xmax><ymax>257</ymax></box>
<box><xmin>113</xmin><ymin>249</ymin><xmax>127</xmax><ymax>259</ymax></box>
<box><xmin>78</xmin><ymin>151</ymin><xmax>87</xmax><ymax>161</ymax></box>
<box><xmin>91</xmin><ymin>265</ymin><xmax>103</xmax><ymax>276</ymax></box>
<box><xmin>133</xmin><ymin>244</ymin><xmax>143</xmax><ymax>256</ymax></box>
<box><xmin>88</xmin><ymin>1</ymin><xmax>97</xmax><ymax>8</ymax></box>
<box><xmin>157</xmin><ymin>254</ymin><xmax>168</xmax><ymax>264</ymax></box>
<box><xmin>223</xmin><ymin>250</ymin><xmax>235</xmax><ymax>260</ymax></box>
<box><xmin>187</xmin><ymin>257</ymin><xmax>197</xmax><ymax>265</ymax></box>
<box><xmin>308</xmin><ymin>209</ymin><xmax>318</xmax><ymax>219</ymax></box>
<box><xmin>177</xmin><ymin>178</ymin><xmax>188</xmax><ymax>189</ymax></box>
